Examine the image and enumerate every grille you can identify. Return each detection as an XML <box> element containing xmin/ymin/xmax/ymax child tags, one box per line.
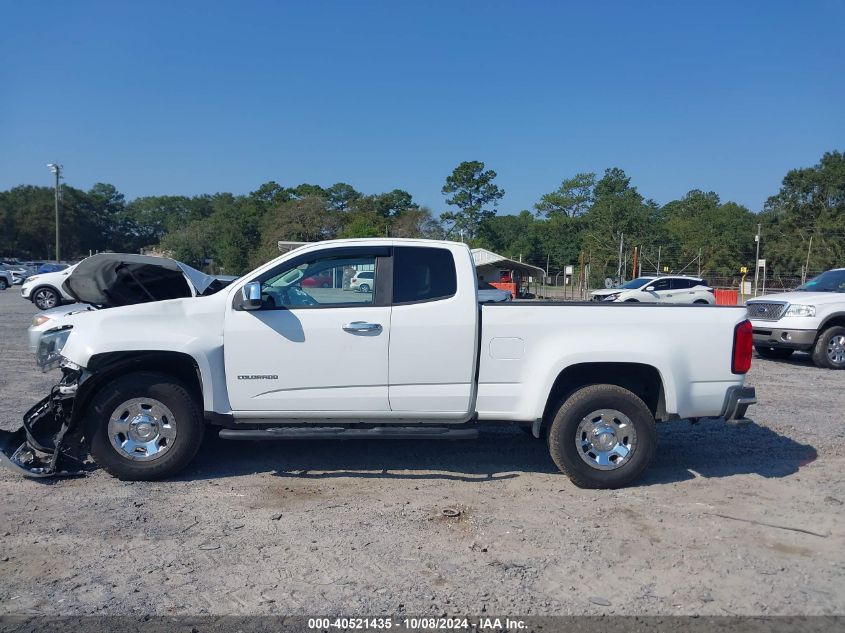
<box><xmin>747</xmin><ymin>302</ymin><xmax>787</xmax><ymax>321</ymax></box>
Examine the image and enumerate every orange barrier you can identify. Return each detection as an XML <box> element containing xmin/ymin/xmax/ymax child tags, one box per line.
<box><xmin>490</xmin><ymin>282</ymin><xmax>517</xmax><ymax>297</ymax></box>
<box><xmin>714</xmin><ymin>289</ymin><xmax>739</xmax><ymax>306</ymax></box>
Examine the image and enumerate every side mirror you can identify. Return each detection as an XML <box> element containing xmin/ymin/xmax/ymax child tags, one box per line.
<box><xmin>645</xmin><ymin>286</ymin><xmax>656</xmax><ymax>292</ymax></box>
<box><xmin>240</xmin><ymin>281</ymin><xmax>263</xmax><ymax>310</ymax></box>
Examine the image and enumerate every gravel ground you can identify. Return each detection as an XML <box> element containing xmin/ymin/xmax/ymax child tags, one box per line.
<box><xmin>0</xmin><ymin>290</ymin><xmax>843</xmax><ymax>617</ymax></box>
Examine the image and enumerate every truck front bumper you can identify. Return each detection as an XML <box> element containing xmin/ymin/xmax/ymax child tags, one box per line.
<box><xmin>0</xmin><ymin>370</ymin><xmax>89</xmax><ymax>478</ymax></box>
<box><xmin>721</xmin><ymin>386</ymin><xmax>757</xmax><ymax>422</ymax></box>
<box><xmin>751</xmin><ymin>326</ymin><xmax>816</xmax><ymax>350</ymax></box>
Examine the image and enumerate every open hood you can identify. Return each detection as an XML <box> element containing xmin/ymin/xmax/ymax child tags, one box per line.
<box><xmin>62</xmin><ymin>253</ymin><xmax>223</xmax><ymax>307</ymax></box>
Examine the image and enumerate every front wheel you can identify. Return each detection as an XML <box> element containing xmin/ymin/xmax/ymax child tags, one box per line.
<box><xmin>32</xmin><ymin>287</ymin><xmax>61</xmax><ymax>310</ymax></box>
<box><xmin>86</xmin><ymin>371</ymin><xmax>205</xmax><ymax>480</ymax></box>
<box><xmin>0</xmin><ymin>278</ymin><xmax>7</xmax><ymax>290</ymax></box>
<box><xmin>547</xmin><ymin>384</ymin><xmax>656</xmax><ymax>489</ymax></box>
<box><xmin>812</xmin><ymin>326</ymin><xmax>845</xmax><ymax>369</ymax></box>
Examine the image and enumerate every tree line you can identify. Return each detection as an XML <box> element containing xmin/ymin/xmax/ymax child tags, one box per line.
<box><xmin>1</xmin><ymin>150</ymin><xmax>842</xmax><ymax>282</ymax></box>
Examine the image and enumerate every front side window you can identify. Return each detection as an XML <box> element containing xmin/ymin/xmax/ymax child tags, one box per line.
<box><xmin>261</xmin><ymin>255</ymin><xmax>377</xmax><ymax>308</ymax></box>
<box><xmin>393</xmin><ymin>246</ymin><xmax>456</xmax><ymax>304</ymax></box>
<box><xmin>650</xmin><ymin>279</ymin><xmax>670</xmax><ymax>291</ymax></box>
<box><xmin>620</xmin><ymin>277</ymin><xmax>653</xmax><ymax>290</ymax></box>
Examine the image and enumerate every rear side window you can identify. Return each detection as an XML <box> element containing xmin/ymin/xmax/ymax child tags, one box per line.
<box><xmin>670</xmin><ymin>279</ymin><xmax>692</xmax><ymax>289</ymax></box>
<box><xmin>393</xmin><ymin>246</ymin><xmax>457</xmax><ymax>304</ymax></box>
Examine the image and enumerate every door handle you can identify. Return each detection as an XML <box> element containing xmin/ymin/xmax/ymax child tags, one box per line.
<box><xmin>343</xmin><ymin>321</ymin><xmax>382</xmax><ymax>333</ymax></box>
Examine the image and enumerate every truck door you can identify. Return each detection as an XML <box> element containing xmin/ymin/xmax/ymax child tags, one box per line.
<box><xmin>387</xmin><ymin>245</ymin><xmax>478</xmax><ymax>416</ymax></box>
<box><xmin>224</xmin><ymin>246</ymin><xmax>392</xmax><ymax>413</ymax></box>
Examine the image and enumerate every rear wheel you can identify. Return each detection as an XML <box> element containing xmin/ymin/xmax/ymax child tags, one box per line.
<box><xmin>812</xmin><ymin>327</ymin><xmax>845</xmax><ymax>369</ymax></box>
<box><xmin>87</xmin><ymin>371</ymin><xmax>205</xmax><ymax>480</ymax></box>
<box><xmin>359</xmin><ymin>283</ymin><xmax>371</xmax><ymax>293</ymax></box>
<box><xmin>0</xmin><ymin>278</ymin><xmax>7</xmax><ymax>290</ymax></box>
<box><xmin>693</xmin><ymin>299</ymin><xmax>709</xmax><ymax>305</ymax></box>
<box><xmin>32</xmin><ymin>287</ymin><xmax>60</xmax><ymax>310</ymax></box>
<box><xmin>624</xmin><ymin>298</ymin><xmax>639</xmax><ymax>303</ymax></box>
<box><xmin>547</xmin><ymin>384</ymin><xmax>656</xmax><ymax>489</ymax></box>
<box><xmin>755</xmin><ymin>346</ymin><xmax>794</xmax><ymax>360</ymax></box>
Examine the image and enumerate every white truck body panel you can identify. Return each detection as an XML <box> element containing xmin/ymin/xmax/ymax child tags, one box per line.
<box><xmin>52</xmin><ymin>238</ymin><xmax>749</xmax><ymax>424</ymax></box>
<box><xmin>477</xmin><ymin>303</ymin><xmax>744</xmax><ymax>421</ymax></box>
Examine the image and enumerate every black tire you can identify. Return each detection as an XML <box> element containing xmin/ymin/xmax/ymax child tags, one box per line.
<box><xmin>547</xmin><ymin>384</ymin><xmax>656</xmax><ymax>489</ymax></box>
<box><xmin>624</xmin><ymin>298</ymin><xmax>639</xmax><ymax>303</ymax></box>
<box><xmin>0</xmin><ymin>278</ymin><xmax>7</xmax><ymax>290</ymax></box>
<box><xmin>755</xmin><ymin>346</ymin><xmax>794</xmax><ymax>360</ymax></box>
<box><xmin>86</xmin><ymin>371</ymin><xmax>205</xmax><ymax>480</ymax></box>
<box><xmin>359</xmin><ymin>283</ymin><xmax>371</xmax><ymax>293</ymax></box>
<box><xmin>693</xmin><ymin>299</ymin><xmax>709</xmax><ymax>305</ymax></box>
<box><xmin>32</xmin><ymin>286</ymin><xmax>61</xmax><ymax>310</ymax></box>
<box><xmin>811</xmin><ymin>326</ymin><xmax>845</xmax><ymax>370</ymax></box>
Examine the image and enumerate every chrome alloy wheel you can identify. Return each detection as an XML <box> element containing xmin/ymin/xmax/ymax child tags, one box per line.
<box><xmin>575</xmin><ymin>408</ymin><xmax>637</xmax><ymax>470</ymax></box>
<box><xmin>827</xmin><ymin>334</ymin><xmax>845</xmax><ymax>366</ymax></box>
<box><xmin>34</xmin><ymin>288</ymin><xmax>58</xmax><ymax>309</ymax></box>
<box><xmin>108</xmin><ymin>398</ymin><xmax>177</xmax><ymax>461</ymax></box>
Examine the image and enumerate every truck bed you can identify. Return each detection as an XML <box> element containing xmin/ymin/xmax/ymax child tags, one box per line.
<box><xmin>476</xmin><ymin>301</ymin><xmax>748</xmax><ymax>422</ymax></box>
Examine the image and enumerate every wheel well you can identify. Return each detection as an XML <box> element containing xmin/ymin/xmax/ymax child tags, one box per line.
<box><xmin>30</xmin><ymin>284</ymin><xmax>61</xmax><ymax>298</ymax></box>
<box><xmin>820</xmin><ymin>316</ymin><xmax>845</xmax><ymax>334</ymax></box>
<box><xmin>78</xmin><ymin>352</ymin><xmax>203</xmax><ymax>418</ymax></box>
<box><xmin>542</xmin><ymin>362</ymin><xmax>664</xmax><ymax>430</ymax></box>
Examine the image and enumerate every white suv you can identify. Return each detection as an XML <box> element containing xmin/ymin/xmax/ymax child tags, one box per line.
<box><xmin>747</xmin><ymin>268</ymin><xmax>845</xmax><ymax>369</ymax></box>
<box><xmin>592</xmin><ymin>276</ymin><xmax>715</xmax><ymax>304</ymax></box>
<box><xmin>19</xmin><ymin>265</ymin><xmax>78</xmax><ymax>310</ymax></box>
<box><xmin>350</xmin><ymin>270</ymin><xmax>375</xmax><ymax>293</ymax></box>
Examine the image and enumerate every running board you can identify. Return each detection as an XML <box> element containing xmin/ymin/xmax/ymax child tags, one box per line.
<box><xmin>218</xmin><ymin>426</ymin><xmax>479</xmax><ymax>441</ymax></box>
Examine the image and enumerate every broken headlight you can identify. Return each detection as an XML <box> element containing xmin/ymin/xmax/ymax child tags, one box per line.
<box><xmin>36</xmin><ymin>327</ymin><xmax>72</xmax><ymax>372</ymax></box>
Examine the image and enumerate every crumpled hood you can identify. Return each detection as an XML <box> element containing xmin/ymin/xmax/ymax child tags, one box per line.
<box><xmin>747</xmin><ymin>290</ymin><xmax>844</xmax><ymax>306</ymax></box>
<box><xmin>63</xmin><ymin>253</ymin><xmax>219</xmax><ymax>307</ymax></box>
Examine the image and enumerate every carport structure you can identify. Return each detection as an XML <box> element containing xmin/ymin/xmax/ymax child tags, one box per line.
<box><xmin>471</xmin><ymin>248</ymin><xmax>546</xmax><ymax>298</ymax></box>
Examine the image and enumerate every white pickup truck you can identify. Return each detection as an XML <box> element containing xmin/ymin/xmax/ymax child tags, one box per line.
<box><xmin>0</xmin><ymin>239</ymin><xmax>756</xmax><ymax>488</ymax></box>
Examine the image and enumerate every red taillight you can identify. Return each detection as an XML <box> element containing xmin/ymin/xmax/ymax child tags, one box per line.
<box><xmin>732</xmin><ymin>320</ymin><xmax>753</xmax><ymax>374</ymax></box>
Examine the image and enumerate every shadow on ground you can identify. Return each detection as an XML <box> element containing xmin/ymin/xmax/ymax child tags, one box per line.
<box><xmin>181</xmin><ymin>419</ymin><xmax>817</xmax><ymax>487</ymax></box>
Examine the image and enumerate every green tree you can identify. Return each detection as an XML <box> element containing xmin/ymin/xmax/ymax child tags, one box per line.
<box><xmin>535</xmin><ymin>172</ymin><xmax>595</xmax><ymax>218</ymax></box>
<box><xmin>761</xmin><ymin>150</ymin><xmax>845</xmax><ymax>275</ymax></box>
<box><xmin>440</xmin><ymin>161</ymin><xmax>505</xmax><ymax>239</ymax></box>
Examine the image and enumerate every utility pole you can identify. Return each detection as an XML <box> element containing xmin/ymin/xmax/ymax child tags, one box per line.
<box><xmin>617</xmin><ymin>233</ymin><xmax>624</xmax><ymax>283</ymax></box>
<box><xmin>753</xmin><ymin>224</ymin><xmax>761</xmax><ymax>297</ymax></box>
<box><xmin>803</xmin><ymin>236</ymin><xmax>813</xmax><ymax>283</ymax></box>
<box><xmin>47</xmin><ymin>163</ymin><xmax>62</xmax><ymax>262</ymax></box>
<box><xmin>697</xmin><ymin>248</ymin><xmax>702</xmax><ymax>278</ymax></box>
<box><xmin>656</xmin><ymin>245</ymin><xmax>661</xmax><ymax>275</ymax></box>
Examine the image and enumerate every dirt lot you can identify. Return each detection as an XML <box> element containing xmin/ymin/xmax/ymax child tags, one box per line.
<box><xmin>0</xmin><ymin>290</ymin><xmax>843</xmax><ymax>617</ymax></box>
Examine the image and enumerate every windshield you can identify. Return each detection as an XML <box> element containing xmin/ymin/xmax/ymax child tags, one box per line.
<box><xmin>797</xmin><ymin>269</ymin><xmax>845</xmax><ymax>293</ymax></box>
<box><xmin>619</xmin><ymin>277</ymin><xmax>653</xmax><ymax>290</ymax></box>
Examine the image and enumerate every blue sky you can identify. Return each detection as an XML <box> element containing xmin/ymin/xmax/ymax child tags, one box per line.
<box><xmin>1</xmin><ymin>1</ymin><xmax>843</xmax><ymax>214</ymax></box>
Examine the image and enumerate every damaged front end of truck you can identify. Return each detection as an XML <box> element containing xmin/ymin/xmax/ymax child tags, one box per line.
<box><xmin>0</xmin><ymin>329</ymin><xmax>92</xmax><ymax>478</ymax></box>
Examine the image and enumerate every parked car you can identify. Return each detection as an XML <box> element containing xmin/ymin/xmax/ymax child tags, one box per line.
<box><xmin>0</xmin><ymin>265</ymin><xmax>14</xmax><ymax>290</ymax></box>
<box><xmin>477</xmin><ymin>281</ymin><xmax>512</xmax><ymax>302</ymax></box>
<box><xmin>1</xmin><ymin>238</ymin><xmax>755</xmax><ymax>488</ymax></box>
<box><xmin>350</xmin><ymin>270</ymin><xmax>375</xmax><ymax>292</ymax></box>
<box><xmin>0</xmin><ymin>261</ymin><xmax>29</xmax><ymax>284</ymax></box>
<box><xmin>19</xmin><ymin>264</ymin><xmax>79</xmax><ymax>309</ymax></box>
<box><xmin>593</xmin><ymin>276</ymin><xmax>715</xmax><ymax>305</ymax></box>
<box><xmin>300</xmin><ymin>270</ymin><xmax>334</xmax><ymax>288</ymax></box>
<box><xmin>25</xmin><ymin>254</ymin><xmax>239</xmax><ymax>357</ymax></box>
<box><xmin>37</xmin><ymin>263</ymin><xmax>70</xmax><ymax>274</ymax></box>
<box><xmin>747</xmin><ymin>267</ymin><xmax>845</xmax><ymax>369</ymax></box>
